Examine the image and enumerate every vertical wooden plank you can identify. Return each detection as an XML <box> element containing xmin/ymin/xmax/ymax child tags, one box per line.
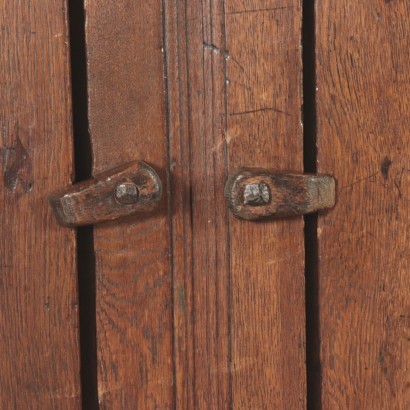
<box><xmin>165</xmin><ymin>0</ymin><xmax>306</xmax><ymax>408</ymax></box>
<box><xmin>316</xmin><ymin>1</ymin><xmax>410</xmax><ymax>408</ymax></box>
<box><xmin>165</xmin><ymin>0</ymin><xmax>231</xmax><ymax>407</ymax></box>
<box><xmin>226</xmin><ymin>1</ymin><xmax>306</xmax><ymax>408</ymax></box>
<box><xmin>84</xmin><ymin>1</ymin><xmax>174</xmax><ymax>407</ymax></box>
<box><xmin>163</xmin><ymin>1</ymin><xmax>195</xmax><ymax>407</ymax></box>
<box><xmin>0</xmin><ymin>1</ymin><xmax>81</xmax><ymax>408</ymax></box>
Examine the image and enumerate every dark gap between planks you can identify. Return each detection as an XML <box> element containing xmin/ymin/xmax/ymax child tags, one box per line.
<box><xmin>302</xmin><ymin>1</ymin><xmax>322</xmax><ymax>409</ymax></box>
<box><xmin>68</xmin><ymin>1</ymin><xmax>99</xmax><ymax>408</ymax></box>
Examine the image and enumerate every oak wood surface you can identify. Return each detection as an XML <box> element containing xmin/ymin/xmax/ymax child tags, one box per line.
<box><xmin>226</xmin><ymin>3</ymin><xmax>306</xmax><ymax>407</ymax></box>
<box><xmin>0</xmin><ymin>0</ymin><xmax>81</xmax><ymax>407</ymax></box>
<box><xmin>316</xmin><ymin>0</ymin><xmax>410</xmax><ymax>408</ymax></box>
<box><xmin>165</xmin><ymin>0</ymin><xmax>306</xmax><ymax>407</ymax></box>
<box><xmin>85</xmin><ymin>1</ymin><xmax>174</xmax><ymax>407</ymax></box>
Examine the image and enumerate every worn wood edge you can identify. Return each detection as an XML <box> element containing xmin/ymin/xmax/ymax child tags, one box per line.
<box><xmin>49</xmin><ymin>161</ymin><xmax>162</xmax><ymax>227</ymax></box>
<box><xmin>225</xmin><ymin>168</ymin><xmax>336</xmax><ymax>220</ymax></box>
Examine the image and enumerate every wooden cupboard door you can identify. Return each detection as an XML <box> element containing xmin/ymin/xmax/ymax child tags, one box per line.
<box><xmin>316</xmin><ymin>1</ymin><xmax>410</xmax><ymax>408</ymax></box>
<box><xmin>85</xmin><ymin>0</ymin><xmax>306</xmax><ymax>408</ymax></box>
<box><xmin>0</xmin><ymin>1</ymin><xmax>81</xmax><ymax>408</ymax></box>
<box><xmin>2</xmin><ymin>0</ymin><xmax>408</xmax><ymax>407</ymax></box>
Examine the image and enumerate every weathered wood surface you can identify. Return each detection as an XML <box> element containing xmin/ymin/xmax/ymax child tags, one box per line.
<box><xmin>85</xmin><ymin>1</ymin><xmax>173</xmax><ymax>407</ymax></box>
<box><xmin>0</xmin><ymin>0</ymin><xmax>81</xmax><ymax>407</ymax></box>
<box><xmin>316</xmin><ymin>0</ymin><xmax>410</xmax><ymax>408</ymax></box>
<box><xmin>165</xmin><ymin>0</ymin><xmax>306</xmax><ymax>407</ymax></box>
<box><xmin>226</xmin><ymin>2</ymin><xmax>306</xmax><ymax>407</ymax></box>
<box><xmin>225</xmin><ymin>169</ymin><xmax>335</xmax><ymax>220</ymax></box>
<box><xmin>49</xmin><ymin>161</ymin><xmax>162</xmax><ymax>227</ymax></box>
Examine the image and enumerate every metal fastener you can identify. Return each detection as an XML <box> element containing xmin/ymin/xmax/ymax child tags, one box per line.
<box><xmin>243</xmin><ymin>183</ymin><xmax>270</xmax><ymax>206</ymax></box>
<box><xmin>115</xmin><ymin>181</ymin><xmax>139</xmax><ymax>205</ymax></box>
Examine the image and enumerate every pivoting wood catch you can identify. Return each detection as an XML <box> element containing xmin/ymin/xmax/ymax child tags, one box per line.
<box><xmin>49</xmin><ymin>161</ymin><xmax>162</xmax><ymax>227</ymax></box>
<box><xmin>225</xmin><ymin>168</ymin><xmax>336</xmax><ymax>221</ymax></box>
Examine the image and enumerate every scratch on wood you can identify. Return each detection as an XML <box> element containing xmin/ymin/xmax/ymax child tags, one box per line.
<box><xmin>338</xmin><ymin>172</ymin><xmax>378</xmax><ymax>192</ymax></box>
<box><xmin>228</xmin><ymin>107</ymin><xmax>291</xmax><ymax>117</ymax></box>
<box><xmin>223</xmin><ymin>6</ymin><xmax>292</xmax><ymax>16</ymax></box>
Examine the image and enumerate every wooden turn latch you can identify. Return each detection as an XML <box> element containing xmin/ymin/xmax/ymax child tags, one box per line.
<box><xmin>225</xmin><ymin>168</ymin><xmax>336</xmax><ymax>221</ymax></box>
<box><xmin>49</xmin><ymin>161</ymin><xmax>162</xmax><ymax>227</ymax></box>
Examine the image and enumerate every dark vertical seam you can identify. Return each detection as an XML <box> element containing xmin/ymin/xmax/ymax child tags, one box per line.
<box><xmin>176</xmin><ymin>0</ymin><xmax>191</xmax><ymax>405</ymax></box>
<box><xmin>183</xmin><ymin>0</ymin><xmax>197</xmax><ymax>406</ymax></box>
<box><xmin>220</xmin><ymin>0</ymin><xmax>232</xmax><ymax>408</ymax></box>
<box><xmin>302</xmin><ymin>1</ymin><xmax>322</xmax><ymax>409</ymax></box>
<box><xmin>204</xmin><ymin>0</ymin><xmax>212</xmax><ymax>402</ymax></box>
<box><xmin>200</xmin><ymin>0</ymin><xmax>212</xmax><ymax>405</ymax></box>
<box><xmin>161</xmin><ymin>0</ymin><xmax>177</xmax><ymax>409</ymax></box>
<box><xmin>68</xmin><ymin>0</ymin><xmax>98</xmax><ymax>408</ymax></box>
<box><xmin>208</xmin><ymin>0</ymin><xmax>216</xmax><ymax>403</ymax></box>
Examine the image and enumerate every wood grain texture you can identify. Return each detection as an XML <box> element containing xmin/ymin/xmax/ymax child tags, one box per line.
<box><xmin>225</xmin><ymin>169</ymin><xmax>335</xmax><ymax>220</ymax></box>
<box><xmin>316</xmin><ymin>0</ymin><xmax>410</xmax><ymax>408</ymax></box>
<box><xmin>226</xmin><ymin>2</ymin><xmax>306</xmax><ymax>407</ymax></box>
<box><xmin>49</xmin><ymin>161</ymin><xmax>162</xmax><ymax>227</ymax></box>
<box><xmin>0</xmin><ymin>0</ymin><xmax>81</xmax><ymax>407</ymax></box>
<box><xmin>165</xmin><ymin>0</ymin><xmax>306</xmax><ymax>407</ymax></box>
<box><xmin>165</xmin><ymin>0</ymin><xmax>230</xmax><ymax>406</ymax></box>
<box><xmin>85</xmin><ymin>0</ymin><xmax>174</xmax><ymax>407</ymax></box>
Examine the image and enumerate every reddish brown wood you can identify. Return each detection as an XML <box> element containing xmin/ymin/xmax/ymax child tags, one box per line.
<box><xmin>165</xmin><ymin>0</ymin><xmax>231</xmax><ymax>406</ymax></box>
<box><xmin>225</xmin><ymin>169</ymin><xmax>335</xmax><ymax>220</ymax></box>
<box><xmin>0</xmin><ymin>0</ymin><xmax>81</xmax><ymax>407</ymax></box>
<box><xmin>226</xmin><ymin>2</ymin><xmax>306</xmax><ymax>407</ymax></box>
<box><xmin>316</xmin><ymin>0</ymin><xmax>410</xmax><ymax>408</ymax></box>
<box><xmin>165</xmin><ymin>0</ymin><xmax>306</xmax><ymax>407</ymax></box>
<box><xmin>49</xmin><ymin>161</ymin><xmax>162</xmax><ymax>227</ymax></box>
<box><xmin>85</xmin><ymin>1</ymin><xmax>173</xmax><ymax>407</ymax></box>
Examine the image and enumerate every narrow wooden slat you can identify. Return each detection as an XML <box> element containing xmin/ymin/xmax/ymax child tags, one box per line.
<box><xmin>165</xmin><ymin>0</ymin><xmax>231</xmax><ymax>406</ymax></box>
<box><xmin>165</xmin><ymin>0</ymin><xmax>306</xmax><ymax>407</ymax></box>
<box><xmin>85</xmin><ymin>1</ymin><xmax>174</xmax><ymax>407</ymax></box>
<box><xmin>226</xmin><ymin>2</ymin><xmax>306</xmax><ymax>407</ymax></box>
<box><xmin>0</xmin><ymin>1</ymin><xmax>81</xmax><ymax>407</ymax></box>
<box><xmin>163</xmin><ymin>1</ymin><xmax>196</xmax><ymax>407</ymax></box>
<box><xmin>316</xmin><ymin>1</ymin><xmax>410</xmax><ymax>408</ymax></box>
